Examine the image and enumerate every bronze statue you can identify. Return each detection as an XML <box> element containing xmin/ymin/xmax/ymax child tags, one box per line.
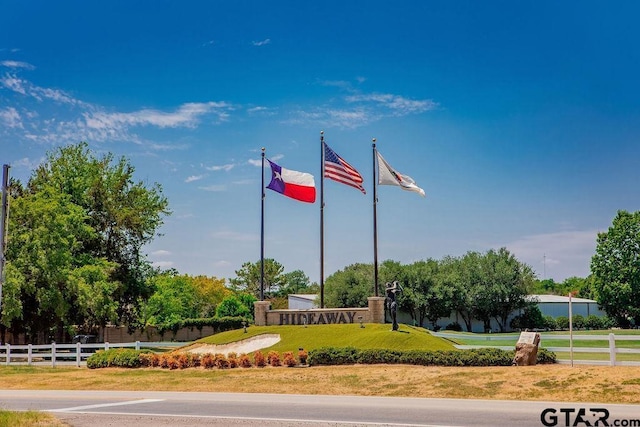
<box><xmin>385</xmin><ymin>281</ymin><xmax>403</xmax><ymax>331</ymax></box>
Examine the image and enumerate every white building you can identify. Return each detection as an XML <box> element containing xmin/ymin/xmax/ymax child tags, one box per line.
<box><xmin>287</xmin><ymin>294</ymin><xmax>319</xmax><ymax>310</ymax></box>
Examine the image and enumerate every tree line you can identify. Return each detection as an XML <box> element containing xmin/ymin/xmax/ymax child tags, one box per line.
<box><xmin>323</xmin><ymin>248</ymin><xmax>536</xmax><ymax>332</ymax></box>
<box><xmin>1</xmin><ymin>143</ymin><xmax>638</xmax><ymax>343</ymax></box>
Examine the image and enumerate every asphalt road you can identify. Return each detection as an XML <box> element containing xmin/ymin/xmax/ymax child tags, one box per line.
<box><xmin>0</xmin><ymin>390</ymin><xmax>638</xmax><ymax>427</ymax></box>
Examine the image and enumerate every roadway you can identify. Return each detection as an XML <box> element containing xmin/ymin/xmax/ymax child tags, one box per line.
<box><xmin>0</xmin><ymin>390</ymin><xmax>638</xmax><ymax>426</ymax></box>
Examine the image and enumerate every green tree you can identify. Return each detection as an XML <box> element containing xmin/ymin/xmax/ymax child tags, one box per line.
<box><xmin>324</xmin><ymin>263</ymin><xmax>373</xmax><ymax>308</ymax></box>
<box><xmin>4</xmin><ymin>187</ymin><xmax>94</xmax><ymax>342</ymax></box>
<box><xmin>229</xmin><ymin>259</ymin><xmax>285</xmax><ymax>298</ymax></box>
<box><xmin>484</xmin><ymin>248</ymin><xmax>535</xmax><ymax>332</ymax></box>
<box><xmin>591</xmin><ymin>210</ymin><xmax>640</xmax><ymax>327</ymax></box>
<box><xmin>216</xmin><ymin>295</ymin><xmax>252</xmax><ymax>318</ymax></box>
<box><xmin>141</xmin><ymin>273</ymin><xmax>200</xmax><ymax>329</ymax></box>
<box><xmin>27</xmin><ymin>142</ymin><xmax>170</xmax><ymax>325</ymax></box>
<box><xmin>277</xmin><ymin>270</ymin><xmax>318</xmax><ymax>296</ymax></box>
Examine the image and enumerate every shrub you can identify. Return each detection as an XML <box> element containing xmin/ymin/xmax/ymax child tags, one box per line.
<box><xmin>445</xmin><ymin>322</ymin><xmax>462</xmax><ymax>331</ymax></box>
<box><xmin>189</xmin><ymin>353</ymin><xmax>201</xmax><ymax>368</ymax></box>
<box><xmin>282</xmin><ymin>351</ymin><xmax>297</xmax><ymax>367</ymax></box>
<box><xmin>307</xmin><ymin>346</ymin><xmax>556</xmax><ymax>367</ymax></box>
<box><xmin>87</xmin><ymin>349</ymin><xmax>146</xmax><ymax>369</ymax></box>
<box><xmin>555</xmin><ymin>316</ymin><xmax>569</xmax><ymax>330</ymax></box>
<box><xmin>267</xmin><ymin>351</ymin><xmax>281</xmax><ymax>367</ymax></box>
<box><xmin>297</xmin><ymin>349</ymin><xmax>308</xmax><ymax>365</ymax></box>
<box><xmin>543</xmin><ymin>315</ymin><xmax>557</xmax><ymax>331</ymax></box>
<box><xmin>239</xmin><ymin>353</ymin><xmax>252</xmax><ymax>368</ymax></box>
<box><xmin>308</xmin><ymin>347</ymin><xmax>358</xmax><ymax>366</ymax></box>
<box><xmin>214</xmin><ymin>353</ymin><xmax>229</xmax><ymax>369</ymax></box>
<box><xmin>356</xmin><ymin>349</ymin><xmax>402</xmax><ymax>364</ymax></box>
<box><xmin>227</xmin><ymin>352</ymin><xmax>238</xmax><ymax>368</ymax></box>
<box><xmin>201</xmin><ymin>353</ymin><xmax>216</xmax><ymax>369</ymax></box>
<box><xmin>572</xmin><ymin>314</ymin><xmax>585</xmax><ymax>329</ymax></box>
<box><xmin>175</xmin><ymin>353</ymin><xmax>190</xmax><ymax>369</ymax></box>
<box><xmin>537</xmin><ymin>348</ymin><xmax>557</xmax><ymax>364</ymax></box>
<box><xmin>139</xmin><ymin>353</ymin><xmax>153</xmax><ymax>367</ymax></box>
<box><xmin>584</xmin><ymin>315</ymin><xmax>604</xmax><ymax>330</ymax></box>
<box><xmin>510</xmin><ymin>305</ymin><xmax>546</xmax><ymax>330</ymax></box>
<box><xmin>254</xmin><ymin>350</ymin><xmax>266</xmax><ymax>367</ymax></box>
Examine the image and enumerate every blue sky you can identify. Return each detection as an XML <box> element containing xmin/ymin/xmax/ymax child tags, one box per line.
<box><xmin>2</xmin><ymin>1</ymin><xmax>639</xmax><ymax>285</ymax></box>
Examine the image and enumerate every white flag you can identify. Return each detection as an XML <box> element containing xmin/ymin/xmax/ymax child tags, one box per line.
<box><xmin>376</xmin><ymin>151</ymin><xmax>425</xmax><ymax>197</ymax></box>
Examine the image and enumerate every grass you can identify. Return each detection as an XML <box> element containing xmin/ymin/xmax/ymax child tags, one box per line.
<box><xmin>0</xmin><ymin>410</ymin><xmax>67</xmax><ymax>427</ymax></box>
<box><xmin>185</xmin><ymin>323</ymin><xmax>456</xmax><ymax>353</ymax></box>
<box><xmin>440</xmin><ymin>329</ymin><xmax>640</xmax><ymax>361</ymax></box>
<box><xmin>1</xmin><ymin>323</ymin><xmax>639</xmax><ymax>426</ymax></box>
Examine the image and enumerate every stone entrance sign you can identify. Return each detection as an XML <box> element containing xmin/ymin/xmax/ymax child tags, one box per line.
<box><xmin>512</xmin><ymin>331</ymin><xmax>541</xmax><ymax>366</ymax></box>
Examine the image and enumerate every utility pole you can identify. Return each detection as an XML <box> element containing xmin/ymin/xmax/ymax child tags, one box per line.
<box><xmin>0</xmin><ymin>164</ymin><xmax>9</xmax><ymax>314</ymax></box>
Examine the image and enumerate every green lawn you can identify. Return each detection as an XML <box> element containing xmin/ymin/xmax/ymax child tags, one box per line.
<box><xmin>439</xmin><ymin>329</ymin><xmax>640</xmax><ymax>361</ymax></box>
<box><xmin>190</xmin><ymin>323</ymin><xmax>456</xmax><ymax>353</ymax></box>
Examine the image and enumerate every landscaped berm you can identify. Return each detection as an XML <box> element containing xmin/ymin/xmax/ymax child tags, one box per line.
<box><xmin>85</xmin><ymin>323</ymin><xmax>555</xmax><ymax>370</ymax></box>
<box><xmin>3</xmin><ymin>324</ymin><xmax>640</xmax><ymax>404</ymax></box>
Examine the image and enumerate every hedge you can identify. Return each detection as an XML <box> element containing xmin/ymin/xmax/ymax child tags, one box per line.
<box><xmin>87</xmin><ymin>349</ymin><xmax>149</xmax><ymax>369</ymax></box>
<box><xmin>308</xmin><ymin>347</ymin><xmax>556</xmax><ymax>367</ymax></box>
<box><xmin>87</xmin><ymin>347</ymin><xmax>556</xmax><ymax>369</ymax></box>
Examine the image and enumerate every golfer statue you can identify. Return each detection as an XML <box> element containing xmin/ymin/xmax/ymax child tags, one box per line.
<box><xmin>385</xmin><ymin>281</ymin><xmax>403</xmax><ymax>331</ymax></box>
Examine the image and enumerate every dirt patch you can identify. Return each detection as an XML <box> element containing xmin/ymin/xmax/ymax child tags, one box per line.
<box><xmin>185</xmin><ymin>334</ymin><xmax>281</xmax><ymax>355</ymax></box>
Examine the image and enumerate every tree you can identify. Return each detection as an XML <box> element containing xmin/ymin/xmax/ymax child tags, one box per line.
<box><xmin>591</xmin><ymin>210</ymin><xmax>640</xmax><ymax>327</ymax></box>
<box><xmin>484</xmin><ymin>248</ymin><xmax>535</xmax><ymax>332</ymax></box>
<box><xmin>2</xmin><ymin>143</ymin><xmax>169</xmax><ymax>343</ymax></box>
<box><xmin>4</xmin><ymin>187</ymin><xmax>94</xmax><ymax>342</ymax></box>
<box><xmin>229</xmin><ymin>259</ymin><xmax>285</xmax><ymax>298</ymax></box>
<box><xmin>28</xmin><ymin>142</ymin><xmax>170</xmax><ymax>325</ymax></box>
<box><xmin>324</xmin><ymin>263</ymin><xmax>373</xmax><ymax>308</ymax></box>
<box><xmin>216</xmin><ymin>295</ymin><xmax>252</xmax><ymax>319</ymax></box>
<box><xmin>278</xmin><ymin>270</ymin><xmax>317</xmax><ymax>296</ymax></box>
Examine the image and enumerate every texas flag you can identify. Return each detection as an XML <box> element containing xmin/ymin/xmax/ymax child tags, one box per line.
<box><xmin>266</xmin><ymin>159</ymin><xmax>316</xmax><ymax>203</ymax></box>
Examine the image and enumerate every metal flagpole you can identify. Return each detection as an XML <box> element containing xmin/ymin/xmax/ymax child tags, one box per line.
<box><xmin>0</xmin><ymin>164</ymin><xmax>10</xmax><ymax>313</ymax></box>
<box><xmin>372</xmin><ymin>139</ymin><xmax>379</xmax><ymax>297</ymax></box>
<box><xmin>260</xmin><ymin>148</ymin><xmax>265</xmax><ymax>301</ymax></box>
<box><xmin>320</xmin><ymin>131</ymin><xmax>325</xmax><ymax>308</ymax></box>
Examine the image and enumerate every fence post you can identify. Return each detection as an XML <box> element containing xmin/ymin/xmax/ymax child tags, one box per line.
<box><xmin>51</xmin><ymin>342</ymin><xmax>56</xmax><ymax>368</ymax></box>
<box><xmin>76</xmin><ymin>342</ymin><xmax>82</xmax><ymax>367</ymax></box>
<box><xmin>608</xmin><ymin>333</ymin><xmax>616</xmax><ymax>366</ymax></box>
<box><xmin>5</xmin><ymin>343</ymin><xmax>9</xmax><ymax>366</ymax></box>
<box><xmin>136</xmin><ymin>341</ymin><xmax>140</xmax><ymax>351</ymax></box>
<box><xmin>28</xmin><ymin>344</ymin><xmax>32</xmax><ymax>366</ymax></box>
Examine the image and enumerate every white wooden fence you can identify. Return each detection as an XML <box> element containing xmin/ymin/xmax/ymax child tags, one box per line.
<box><xmin>0</xmin><ymin>341</ymin><xmax>185</xmax><ymax>367</ymax></box>
<box><xmin>432</xmin><ymin>331</ymin><xmax>640</xmax><ymax>366</ymax></box>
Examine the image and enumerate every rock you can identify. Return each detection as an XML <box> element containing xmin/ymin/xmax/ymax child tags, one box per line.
<box><xmin>512</xmin><ymin>332</ymin><xmax>541</xmax><ymax>366</ymax></box>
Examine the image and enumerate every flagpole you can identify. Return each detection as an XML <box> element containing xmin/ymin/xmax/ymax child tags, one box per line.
<box><xmin>260</xmin><ymin>148</ymin><xmax>265</xmax><ymax>301</ymax></box>
<box><xmin>320</xmin><ymin>131</ymin><xmax>325</xmax><ymax>308</ymax></box>
<box><xmin>372</xmin><ymin>138</ymin><xmax>379</xmax><ymax>297</ymax></box>
<box><xmin>0</xmin><ymin>164</ymin><xmax>9</xmax><ymax>313</ymax></box>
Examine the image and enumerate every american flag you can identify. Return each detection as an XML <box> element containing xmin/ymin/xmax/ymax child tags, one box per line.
<box><xmin>323</xmin><ymin>142</ymin><xmax>366</xmax><ymax>194</ymax></box>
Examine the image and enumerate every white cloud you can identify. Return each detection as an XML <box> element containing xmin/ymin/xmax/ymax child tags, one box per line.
<box><xmin>345</xmin><ymin>93</ymin><xmax>439</xmax><ymax>115</ymax></box>
<box><xmin>85</xmin><ymin>101</ymin><xmax>232</xmax><ymax>130</ymax></box>
<box><xmin>205</xmin><ymin>164</ymin><xmax>234</xmax><ymax>172</ymax></box>
<box><xmin>0</xmin><ymin>107</ymin><xmax>22</xmax><ymax>129</ymax></box>
<box><xmin>500</xmin><ymin>230</ymin><xmax>599</xmax><ymax>282</ymax></box>
<box><xmin>2</xmin><ymin>71</ymin><xmax>236</xmax><ymax>146</ymax></box>
<box><xmin>185</xmin><ymin>174</ymin><xmax>205</xmax><ymax>183</ymax></box>
<box><xmin>284</xmin><ymin>91</ymin><xmax>437</xmax><ymax>129</ymax></box>
<box><xmin>198</xmin><ymin>184</ymin><xmax>226</xmax><ymax>192</ymax></box>
<box><xmin>252</xmin><ymin>38</ymin><xmax>271</xmax><ymax>46</ymax></box>
<box><xmin>1</xmin><ymin>73</ymin><xmax>85</xmax><ymax>105</ymax></box>
<box><xmin>152</xmin><ymin>260</ymin><xmax>174</xmax><ymax>268</ymax></box>
<box><xmin>10</xmin><ymin>157</ymin><xmax>41</xmax><ymax>170</ymax></box>
<box><xmin>0</xmin><ymin>60</ymin><xmax>35</xmax><ymax>70</ymax></box>
<box><xmin>151</xmin><ymin>250</ymin><xmax>172</xmax><ymax>256</ymax></box>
